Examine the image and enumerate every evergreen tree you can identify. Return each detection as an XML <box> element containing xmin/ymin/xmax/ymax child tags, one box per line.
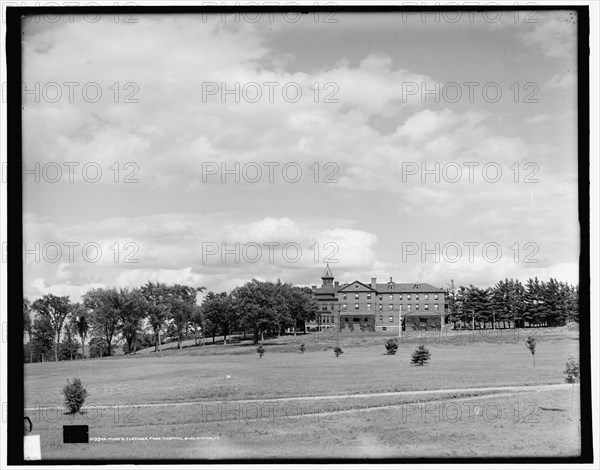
<box><xmin>410</xmin><ymin>345</ymin><xmax>431</xmax><ymax>366</ymax></box>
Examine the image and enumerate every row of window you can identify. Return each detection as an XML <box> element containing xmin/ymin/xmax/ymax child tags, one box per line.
<box><xmin>342</xmin><ymin>293</ymin><xmax>439</xmax><ymax>301</ymax></box>
<box><xmin>340</xmin><ymin>303</ymin><xmax>440</xmax><ymax>311</ymax></box>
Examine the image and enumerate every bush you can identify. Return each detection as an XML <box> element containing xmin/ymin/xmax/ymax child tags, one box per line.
<box><xmin>256</xmin><ymin>345</ymin><xmax>265</xmax><ymax>358</ymax></box>
<box><xmin>385</xmin><ymin>338</ymin><xmax>399</xmax><ymax>355</ymax></box>
<box><xmin>334</xmin><ymin>346</ymin><xmax>343</xmax><ymax>357</ymax></box>
<box><xmin>410</xmin><ymin>345</ymin><xmax>431</xmax><ymax>366</ymax></box>
<box><xmin>63</xmin><ymin>377</ymin><xmax>89</xmax><ymax>413</ymax></box>
<box><xmin>299</xmin><ymin>343</ymin><xmax>305</xmax><ymax>353</ymax></box>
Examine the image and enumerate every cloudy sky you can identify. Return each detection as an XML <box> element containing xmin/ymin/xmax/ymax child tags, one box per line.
<box><xmin>21</xmin><ymin>10</ymin><xmax>580</xmax><ymax>301</ymax></box>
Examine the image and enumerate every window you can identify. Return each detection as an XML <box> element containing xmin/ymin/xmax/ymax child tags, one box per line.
<box><xmin>354</xmin><ymin>303</ymin><xmax>359</xmax><ymax>310</ymax></box>
<box><xmin>389</xmin><ymin>304</ymin><xmax>394</xmax><ymax>310</ymax></box>
<box><xmin>415</xmin><ymin>304</ymin><xmax>420</xmax><ymax>310</ymax></box>
<box><xmin>434</xmin><ymin>304</ymin><xmax>439</xmax><ymax>310</ymax></box>
<box><xmin>379</xmin><ymin>316</ymin><xmax>383</xmax><ymax>322</ymax></box>
<box><xmin>388</xmin><ymin>285</ymin><xmax>393</xmax><ymax>290</ymax></box>
<box><xmin>379</xmin><ymin>304</ymin><xmax>383</xmax><ymax>311</ymax></box>
<box><xmin>322</xmin><ymin>305</ymin><xmax>327</xmax><ymax>311</ymax></box>
<box><xmin>406</xmin><ymin>304</ymin><xmax>411</xmax><ymax>310</ymax></box>
<box><xmin>399</xmin><ymin>294</ymin><xmax>403</xmax><ymax>300</ymax></box>
<box><xmin>424</xmin><ymin>294</ymin><xmax>429</xmax><ymax>300</ymax></box>
<box><xmin>415</xmin><ymin>294</ymin><xmax>419</xmax><ymax>301</ymax></box>
<box><xmin>355</xmin><ymin>284</ymin><xmax>359</xmax><ymax>288</ymax></box>
<box><xmin>342</xmin><ymin>304</ymin><xmax>347</xmax><ymax>311</ymax></box>
<box><xmin>382</xmin><ymin>327</ymin><xmax>387</xmax><ymax>331</ymax></box>
<box><xmin>424</xmin><ymin>304</ymin><xmax>429</xmax><ymax>310</ymax></box>
<box><xmin>355</xmin><ymin>293</ymin><xmax>359</xmax><ymax>299</ymax></box>
<box><xmin>389</xmin><ymin>316</ymin><xmax>394</xmax><ymax>323</ymax></box>
<box><xmin>379</xmin><ymin>295</ymin><xmax>383</xmax><ymax>301</ymax></box>
<box><xmin>434</xmin><ymin>294</ymin><xmax>439</xmax><ymax>300</ymax></box>
<box><xmin>389</xmin><ymin>294</ymin><xmax>393</xmax><ymax>301</ymax></box>
<box><xmin>367</xmin><ymin>303</ymin><xmax>372</xmax><ymax>310</ymax></box>
<box><xmin>407</xmin><ymin>294</ymin><xmax>411</xmax><ymax>300</ymax></box>
<box><xmin>343</xmin><ymin>293</ymin><xmax>347</xmax><ymax>300</ymax></box>
<box><xmin>367</xmin><ymin>293</ymin><xmax>371</xmax><ymax>299</ymax></box>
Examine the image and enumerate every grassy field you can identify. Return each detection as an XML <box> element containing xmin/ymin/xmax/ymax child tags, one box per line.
<box><xmin>24</xmin><ymin>327</ymin><xmax>581</xmax><ymax>460</ymax></box>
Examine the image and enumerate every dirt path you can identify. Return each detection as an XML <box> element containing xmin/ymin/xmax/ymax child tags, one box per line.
<box><xmin>25</xmin><ymin>383</ymin><xmax>572</xmax><ymax>411</ymax></box>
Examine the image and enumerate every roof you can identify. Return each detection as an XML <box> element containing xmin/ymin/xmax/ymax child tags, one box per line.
<box><xmin>403</xmin><ymin>311</ymin><xmax>442</xmax><ymax>317</ymax></box>
<box><xmin>321</xmin><ymin>263</ymin><xmax>334</xmax><ymax>279</ymax></box>
<box><xmin>338</xmin><ymin>281</ymin><xmax>445</xmax><ymax>294</ymax></box>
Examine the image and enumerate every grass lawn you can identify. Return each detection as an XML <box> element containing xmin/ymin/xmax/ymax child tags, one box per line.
<box><xmin>23</xmin><ymin>327</ymin><xmax>581</xmax><ymax>460</ymax></box>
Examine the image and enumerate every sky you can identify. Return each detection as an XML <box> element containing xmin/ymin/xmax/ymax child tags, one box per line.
<box><xmin>20</xmin><ymin>10</ymin><xmax>580</xmax><ymax>302</ymax></box>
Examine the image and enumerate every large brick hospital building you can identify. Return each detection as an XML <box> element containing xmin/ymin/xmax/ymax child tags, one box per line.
<box><xmin>307</xmin><ymin>264</ymin><xmax>447</xmax><ymax>333</ymax></box>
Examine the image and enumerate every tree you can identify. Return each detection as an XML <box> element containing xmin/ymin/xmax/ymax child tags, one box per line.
<box><xmin>190</xmin><ymin>304</ymin><xmax>204</xmax><ymax>346</ymax></box>
<box><xmin>23</xmin><ymin>298</ymin><xmax>33</xmax><ymax>362</ymax></box>
<box><xmin>59</xmin><ymin>322</ymin><xmax>80</xmax><ymax>361</ymax></box>
<box><xmin>140</xmin><ymin>282</ymin><xmax>172</xmax><ymax>353</ymax></box>
<box><xmin>84</xmin><ymin>288</ymin><xmax>122</xmax><ymax>357</ymax></box>
<box><xmin>446</xmin><ymin>279</ymin><xmax>460</xmax><ymax>326</ymax></box>
<box><xmin>202</xmin><ymin>291</ymin><xmax>236</xmax><ymax>344</ymax></box>
<box><xmin>230</xmin><ymin>279</ymin><xmax>289</xmax><ymax>344</ymax></box>
<box><xmin>284</xmin><ymin>285</ymin><xmax>319</xmax><ymax>334</ymax></box>
<box><xmin>410</xmin><ymin>345</ymin><xmax>431</xmax><ymax>366</ymax></box>
<box><xmin>385</xmin><ymin>338</ymin><xmax>399</xmax><ymax>355</ymax></box>
<box><xmin>334</xmin><ymin>346</ymin><xmax>343</xmax><ymax>357</ymax></box>
<box><xmin>525</xmin><ymin>335</ymin><xmax>537</xmax><ymax>368</ymax></box>
<box><xmin>256</xmin><ymin>344</ymin><xmax>265</xmax><ymax>358</ymax></box>
<box><xmin>70</xmin><ymin>303</ymin><xmax>89</xmax><ymax>359</ymax></box>
<box><xmin>168</xmin><ymin>285</ymin><xmax>205</xmax><ymax>349</ymax></box>
<box><xmin>30</xmin><ymin>313</ymin><xmax>54</xmax><ymax>362</ymax></box>
<box><xmin>31</xmin><ymin>294</ymin><xmax>71</xmax><ymax>362</ymax></box>
<box><xmin>118</xmin><ymin>288</ymin><xmax>147</xmax><ymax>355</ymax></box>
<box><xmin>23</xmin><ymin>298</ymin><xmax>32</xmax><ymax>340</ymax></box>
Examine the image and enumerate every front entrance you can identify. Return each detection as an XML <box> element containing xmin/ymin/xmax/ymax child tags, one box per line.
<box><xmin>339</xmin><ymin>315</ymin><xmax>375</xmax><ymax>332</ymax></box>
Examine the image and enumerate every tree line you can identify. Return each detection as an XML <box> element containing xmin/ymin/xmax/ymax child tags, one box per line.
<box><xmin>23</xmin><ymin>279</ymin><xmax>319</xmax><ymax>363</ymax></box>
<box><xmin>446</xmin><ymin>277</ymin><xmax>579</xmax><ymax>329</ymax></box>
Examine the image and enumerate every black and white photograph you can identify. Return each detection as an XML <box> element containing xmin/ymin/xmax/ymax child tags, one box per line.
<box><xmin>2</xmin><ymin>1</ymin><xmax>597</xmax><ymax>466</ymax></box>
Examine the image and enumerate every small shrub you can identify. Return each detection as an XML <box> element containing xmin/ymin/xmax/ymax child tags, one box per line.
<box><xmin>385</xmin><ymin>338</ymin><xmax>399</xmax><ymax>355</ymax></box>
<box><xmin>410</xmin><ymin>345</ymin><xmax>431</xmax><ymax>366</ymax></box>
<box><xmin>63</xmin><ymin>377</ymin><xmax>88</xmax><ymax>414</ymax></box>
<box><xmin>334</xmin><ymin>346</ymin><xmax>343</xmax><ymax>357</ymax></box>
<box><xmin>256</xmin><ymin>345</ymin><xmax>265</xmax><ymax>358</ymax></box>
<box><xmin>299</xmin><ymin>343</ymin><xmax>305</xmax><ymax>353</ymax></box>
<box><xmin>564</xmin><ymin>356</ymin><xmax>580</xmax><ymax>383</ymax></box>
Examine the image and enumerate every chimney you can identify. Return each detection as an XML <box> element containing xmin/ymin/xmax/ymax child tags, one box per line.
<box><xmin>389</xmin><ymin>277</ymin><xmax>393</xmax><ymax>283</ymax></box>
<box><xmin>311</xmin><ymin>285</ymin><xmax>317</xmax><ymax>290</ymax></box>
<box><xmin>334</xmin><ymin>281</ymin><xmax>339</xmax><ymax>290</ymax></box>
<box><xmin>371</xmin><ymin>277</ymin><xmax>377</xmax><ymax>289</ymax></box>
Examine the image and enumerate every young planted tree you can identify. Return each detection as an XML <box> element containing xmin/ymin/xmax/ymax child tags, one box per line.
<box><xmin>256</xmin><ymin>345</ymin><xmax>265</xmax><ymax>358</ymax></box>
<box><xmin>410</xmin><ymin>345</ymin><xmax>431</xmax><ymax>366</ymax></box>
<box><xmin>334</xmin><ymin>346</ymin><xmax>343</xmax><ymax>357</ymax></box>
<box><xmin>63</xmin><ymin>377</ymin><xmax>89</xmax><ymax>414</ymax></box>
<box><xmin>564</xmin><ymin>356</ymin><xmax>580</xmax><ymax>413</ymax></box>
<box><xmin>385</xmin><ymin>338</ymin><xmax>399</xmax><ymax>355</ymax></box>
<box><xmin>525</xmin><ymin>335</ymin><xmax>537</xmax><ymax>368</ymax></box>
<box><xmin>299</xmin><ymin>343</ymin><xmax>305</xmax><ymax>353</ymax></box>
